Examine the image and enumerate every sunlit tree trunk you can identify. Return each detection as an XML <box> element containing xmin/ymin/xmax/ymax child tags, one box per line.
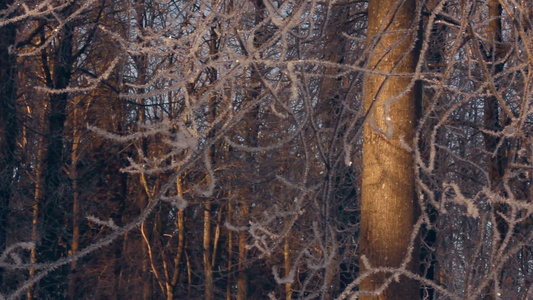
<box><xmin>284</xmin><ymin>237</ymin><xmax>292</xmax><ymax>300</ymax></box>
<box><xmin>139</xmin><ymin>187</ymin><xmax>152</xmax><ymax>300</ymax></box>
<box><xmin>28</xmin><ymin>109</ymin><xmax>48</xmax><ymax>300</ymax></box>
<box><xmin>67</xmin><ymin>98</ymin><xmax>82</xmax><ymax>300</ymax></box>
<box><xmin>138</xmin><ymin>122</ymin><xmax>151</xmax><ymax>300</ymax></box>
<box><xmin>359</xmin><ymin>0</ymin><xmax>419</xmax><ymax>298</ymax></box>
<box><xmin>203</xmin><ymin>199</ymin><xmax>214</xmax><ymax>300</ymax></box>
<box><xmin>165</xmin><ymin>175</ymin><xmax>185</xmax><ymax>300</ymax></box>
<box><xmin>237</xmin><ymin>203</ymin><xmax>248</xmax><ymax>300</ymax></box>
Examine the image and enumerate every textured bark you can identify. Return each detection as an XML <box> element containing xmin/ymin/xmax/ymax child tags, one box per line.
<box><xmin>67</xmin><ymin>99</ymin><xmax>82</xmax><ymax>300</ymax></box>
<box><xmin>359</xmin><ymin>0</ymin><xmax>419</xmax><ymax>298</ymax></box>
<box><xmin>203</xmin><ymin>198</ymin><xmax>214</xmax><ymax>300</ymax></box>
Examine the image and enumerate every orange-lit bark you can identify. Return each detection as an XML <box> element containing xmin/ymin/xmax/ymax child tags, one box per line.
<box><xmin>359</xmin><ymin>0</ymin><xmax>419</xmax><ymax>298</ymax></box>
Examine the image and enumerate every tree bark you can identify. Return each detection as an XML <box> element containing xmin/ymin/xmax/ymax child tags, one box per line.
<box><xmin>68</xmin><ymin>97</ymin><xmax>84</xmax><ymax>300</ymax></box>
<box><xmin>0</xmin><ymin>1</ymin><xmax>18</xmax><ymax>292</ymax></box>
<box><xmin>284</xmin><ymin>236</ymin><xmax>292</xmax><ymax>300</ymax></box>
<box><xmin>0</xmin><ymin>0</ymin><xmax>17</xmax><ymax>248</ymax></box>
<box><xmin>28</xmin><ymin>112</ymin><xmax>47</xmax><ymax>300</ymax></box>
<box><xmin>203</xmin><ymin>198</ymin><xmax>214</xmax><ymax>300</ymax></box>
<box><xmin>226</xmin><ymin>199</ymin><xmax>233</xmax><ymax>300</ymax></box>
<box><xmin>482</xmin><ymin>2</ymin><xmax>507</xmax><ymax>299</ymax></box>
<box><xmin>37</xmin><ymin>17</ymin><xmax>75</xmax><ymax>298</ymax></box>
<box><xmin>359</xmin><ymin>0</ymin><xmax>419</xmax><ymax>298</ymax></box>
<box><xmin>236</xmin><ymin>203</ymin><xmax>249</xmax><ymax>300</ymax></box>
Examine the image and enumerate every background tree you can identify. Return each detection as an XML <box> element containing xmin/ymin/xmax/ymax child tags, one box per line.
<box><xmin>0</xmin><ymin>0</ymin><xmax>18</xmax><ymax>292</ymax></box>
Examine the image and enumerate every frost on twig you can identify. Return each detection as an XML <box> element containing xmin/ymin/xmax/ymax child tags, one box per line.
<box><xmin>89</xmin><ymin>120</ymin><xmax>198</xmax><ymax>175</ymax></box>
<box><xmin>441</xmin><ymin>183</ymin><xmax>480</xmax><ymax>218</ymax></box>
<box><xmin>0</xmin><ymin>242</ymin><xmax>34</xmax><ymax>266</ymax></box>
<box><xmin>86</xmin><ymin>216</ymin><xmax>120</xmax><ymax>231</ymax></box>
<box><xmin>160</xmin><ymin>195</ymin><xmax>188</xmax><ymax>209</ymax></box>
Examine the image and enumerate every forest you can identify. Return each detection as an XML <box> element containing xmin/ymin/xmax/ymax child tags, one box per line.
<box><xmin>0</xmin><ymin>0</ymin><xmax>532</xmax><ymax>299</ymax></box>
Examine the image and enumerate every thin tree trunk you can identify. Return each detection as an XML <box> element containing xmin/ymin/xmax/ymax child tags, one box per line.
<box><xmin>0</xmin><ymin>3</ymin><xmax>18</xmax><ymax>287</ymax></box>
<box><xmin>141</xmin><ymin>199</ymin><xmax>152</xmax><ymax>300</ymax></box>
<box><xmin>203</xmin><ymin>16</ymin><xmax>219</xmax><ymax>300</ymax></box>
<box><xmin>212</xmin><ymin>205</ymin><xmax>223</xmax><ymax>267</ymax></box>
<box><xmin>113</xmin><ymin>172</ymin><xmax>128</xmax><ymax>300</ymax></box>
<box><xmin>137</xmin><ymin>109</ymin><xmax>151</xmax><ymax>300</ymax></box>
<box><xmin>67</xmin><ymin>98</ymin><xmax>83</xmax><ymax>300</ymax></box>
<box><xmin>133</xmin><ymin>2</ymin><xmax>151</xmax><ymax>294</ymax></box>
<box><xmin>227</xmin><ymin>200</ymin><xmax>233</xmax><ymax>300</ymax></box>
<box><xmin>359</xmin><ymin>0</ymin><xmax>419</xmax><ymax>298</ymax></box>
<box><xmin>237</xmin><ymin>203</ymin><xmax>248</xmax><ymax>300</ymax></box>
<box><xmin>482</xmin><ymin>2</ymin><xmax>507</xmax><ymax>299</ymax></box>
<box><xmin>284</xmin><ymin>236</ymin><xmax>292</xmax><ymax>300</ymax></box>
<box><xmin>235</xmin><ymin>2</ymin><xmax>267</xmax><ymax>298</ymax></box>
<box><xmin>186</xmin><ymin>250</ymin><xmax>192</xmax><ymax>298</ymax></box>
<box><xmin>168</xmin><ymin>175</ymin><xmax>186</xmax><ymax>300</ymax></box>
<box><xmin>39</xmin><ymin>16</ymin><xmax>75</xmax><ymax>299</ymax></box>
<box><xmin>204</xmin><ymin>199</ymin><xmax>214</xmax><ymax>300</ymax></box>
<box><xmin>484</xmin><ymin>0</ymin><xmax>506</xmax><ymax>234</ymax></box>
<box><xmin>28</xmin><ymin>107</ymin><xmax>48</xmax><ymax>300</ymax></box>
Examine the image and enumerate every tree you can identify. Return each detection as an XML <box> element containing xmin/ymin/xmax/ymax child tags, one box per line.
<box><xmin>358</xmin><ymin>0</ymin><xmax>420</xmax><ymax>298</ymax></box>
<box><xmin>0</xmin><ymin>0</ymin><xmax>18</xmax><ymax>292</ymax></box>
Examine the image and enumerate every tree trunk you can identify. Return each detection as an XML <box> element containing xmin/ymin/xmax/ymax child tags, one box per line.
<box><xmin>359</xmin><ymin>0</ymin><xmax>419</xmax><ymax>298</ymax></box>
<box><xmin>168</xmin><ymin>175</ymin><xmax>186</xmax><ymax>300</ymax></box>
<box><xmin>68</xmin><ymin>98</ymin><xmax>83</xmax><ymax>300</ymax></box>
<box><xmin>28</xmin><ymin>103</ymin><xmax>49</xmax><ymax>300</ymax></box>
<box><xmin>204</xmin><ymin>199</ymin><xmax>214</xmax><ymax>300</ymax></box>
<box><xmin>0</xmin><ymin>2</ymin><xmax>18</xmax><ymax>280</ymax></box>
<box><xmin>39</xmin><ymin>19</ymin><xmax>74</xmax><ymax>299</ymax></box>
<box><xmin>237</xmin><ymin>202</ymin><xmax>249</xmax><ymax>300</ymax></box>
<box><xmin>284</xmin><ymin>236</ymin><xmax>292</xmax><ymax>300</ymax></box>
<box><xmin>227</xmin><ymin>200</ymin><xmax>233</xmax><ymax>300</ymax></box>
<box><xmin>482</xmin><ymin>1</ymin><xmax>507</xmax><ymax>299</ymax></box>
